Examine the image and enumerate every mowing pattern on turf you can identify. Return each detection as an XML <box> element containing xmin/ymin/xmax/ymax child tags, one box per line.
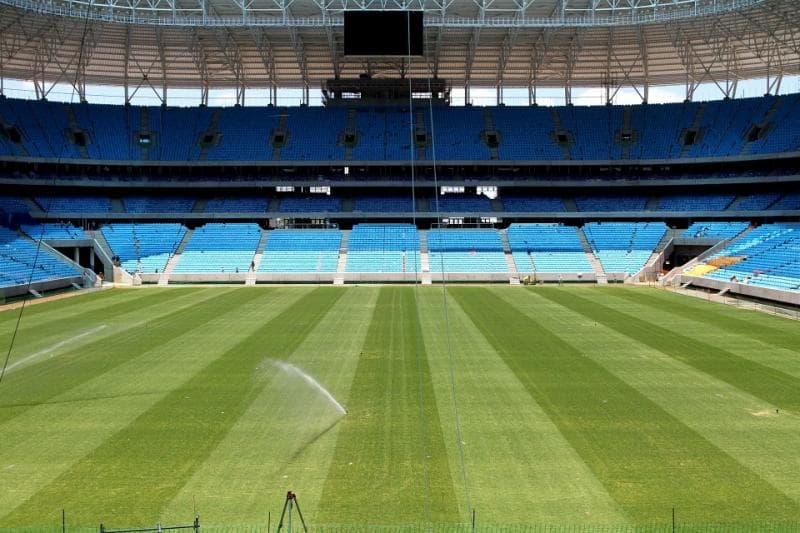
<box><xmin>1</xmin><ymin>286</ymin><xmax>799</xmax><ymax>531</ymax></box>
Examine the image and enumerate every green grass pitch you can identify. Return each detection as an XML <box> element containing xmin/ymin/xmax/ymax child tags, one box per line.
<box><xmin>1</xmin><ymin>285</ymin><xmax>800</xmax><ymax>531</ymax></box>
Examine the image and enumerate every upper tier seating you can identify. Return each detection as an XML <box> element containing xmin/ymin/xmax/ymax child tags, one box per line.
<box><xmin>507</xmin><ymin>223</ymin><xmax>592</xmax><ymax>273</ymax></box>
<box><xmin>281</xmin><ymin>107</ymin><xmax>346</xmax><ymax>161</ymax></box>
<box><xmin>204</xmin><ymin>197</ymin><xmax>268</xmax><ymax>213</ymax></box>
<box><xmin>3</xmin><ymin>94</ymin><xmax>797</xmax><ymax>162</ymax></box>
<box><xmin>427</xmin><ymin>229</ymin><xmax>507</xmax><ymax>273</ymax></box>
<box><xmin>575</xmin><ymin>195</ymin><xmax>648</xmax><ymax>212</ymax></box>
<box><xmin>353</xmin><ymin>196</ymin><xmax>416</xmax><ymax>213</ymax></box>
<box><xmin>0</xmin><ymin>197</ymin><xmax>31</xmax><ymax>214</ymax></box>
<box><xmin>682</xmin><ymin>222</ymin><xmax>749</xmax><ymax>240</ymax></box>
<box><xmin>346</xmin><ymin>224</ymin><xmax>420</xmax><ymax>273</ymax></box>
<box><xmin>770</xmin><ymin>192</ymin><xmax>800</xmax><ymax>210</ymax></box>
<box><xmin>0</xmin><ymin>226</ymin><xmax>82</xmax><ymax>287</ymax></box>
<box><xmin>259</xmin><ymin>229</ymin><xmax>341</xmax><ymax>273</ymax></box>
<box><xmin>173</xmin><ymin>223</ymin><xmax>261</xmax><ymax>273</ymax></box>
<box><xmin>206</xmin><ymin>107</ymin><xmax>277</xmax><ymax>161</ymax></box>
<box><xmin>279</xmin><ymin>196</ymin><xmax>343</xmax><ymax>213</ymax></box>
<box><xmin>583</xmin><ymin>222</ymin><xmax>667</xmax><ymax>274</ymax></box>
<box><xmin>700</xmin><ymin>223</ymin><xmax>800</xmax><ymax>292</ymax></box>
<box><xmin>501</xmin><ymin>196</ymin><xmax>565</xmax><ymax>213</ymax></box>
<box><xmin>102</xmin><ymin>223</ymin><xmax>187</xmax><ymax>274</ymax></box>
<box><xmin>732</xmin><ymin>193</ymin><xmax>781</xmax><ymax>211</ymax></box>
<box><xmin>657</xmin><ymin>194</ymin><xmax>734</xmax><ymax>212</ymax></box>
<box><xmin>431</xmin><ymin>107</ymin><xmax>488</xmax><ymax>160</ymax></box>
<box><xmin>35</xmin><ymin>196</ymin><xmax>112</xmax><ymax>213</ymax></box>
<box><xmin>123</xmin><ymin>196</ymin><xmax>196</xmax><ymax>213</ymax></box>
<box><xmin>21</xmin><ymin>223</ymin><xmax>86</xmax><ymax>240</ymax></box>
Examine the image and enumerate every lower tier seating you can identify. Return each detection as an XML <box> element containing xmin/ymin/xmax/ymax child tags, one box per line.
<box><xmin>173</xmin><ymin>223</ymin><xmax>260</xmax><ymax>273</ymax></box>
<box><xmin>0</xmin><ymin>227</ymin><xmax>82</xmax><ymax>287</ymax></box>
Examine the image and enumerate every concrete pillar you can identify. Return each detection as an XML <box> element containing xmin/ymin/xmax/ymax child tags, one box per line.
<box><xmin>74</xmin><ymin>247</ymin><xmax>80</xmax><ymax>264</ymax></box>
<box><xmin>89</xmin><ymin>247</ymin><xmax>95</xmax><ymax>270</ymax></box>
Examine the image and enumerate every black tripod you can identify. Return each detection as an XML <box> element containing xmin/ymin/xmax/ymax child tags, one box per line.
<box><xmin>276</xmin><ymin>491</ymin><xmax>308</xmax><ymax>533</ymax></box>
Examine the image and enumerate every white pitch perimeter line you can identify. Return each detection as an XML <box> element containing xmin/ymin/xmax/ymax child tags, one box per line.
<box><xmin>4</xmin><ymin>324</ymin><xmax>108</xmax><ymax>374</ymax></box>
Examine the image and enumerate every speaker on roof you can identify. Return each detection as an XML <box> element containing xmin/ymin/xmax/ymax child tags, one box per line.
<box><xmin>344</xmin><ymin>11</ymin><xmax>424</xmax><ymax>56</ymax></box>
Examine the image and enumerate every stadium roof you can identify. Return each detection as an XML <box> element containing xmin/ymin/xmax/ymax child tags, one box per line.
<box><xmin>0</xmin><ymin>0</ymin><xmax>797</xmax><ymax>104</ymax></box>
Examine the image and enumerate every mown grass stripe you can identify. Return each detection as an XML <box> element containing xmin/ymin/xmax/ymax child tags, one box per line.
<box><xmin>535</xmin><ymin>288</ymin><xmax>800</xmax><ymax>414</ymax></box>
<box><xmin>1</xmin><ymin>287</ymin><xmax>345</xmax><ymax>527</ymax></box>
<box><xmin>452</xmin><ymin>287</ymin><xmax>800</xmax><ymax>524</ymax></box>
<box><xmin>0</xmin><ymin>288</ymin><xmax>256</xmax><ymax>425</ymax></box>
<box><xmin>0</xmin><ymin>288</ymin><xmax>198</xmax><ymax>356</ymax></box>
<box><xmin>0</xmin><ymin>289</ymin><xmax>305</xmax><ymax>524</ymax></box>
<box><xmin>611</xmin><ymin>288</ymin><xmax>800</xmax><ymax>354</ymax></box>
<box><xmin>317</xmin><ymin>287</ymin><xmax>460</xmax><ymax>525</ymax></box>
<box><xmin>0</xmin><ymin>289</ymin><xmax>130</xmax><ymax>323</ymax></box>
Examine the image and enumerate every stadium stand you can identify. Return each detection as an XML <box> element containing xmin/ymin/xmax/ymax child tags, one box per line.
<box><xmin>430</xmin><ymin>107</ymin><xmax>487</xmax><ymax>160</ymax></box>
<box><xmin>35</xmin><ymin>196</ymin><xmax>112</xmax><ymax>213</ymax></box>
<box><xmin>353</xmin><ymin>196</ymin><xmax>416</xmax><ymax>213</ymax></box>
<box><xmin>500</xmin><ymin>195</ymin><xmax>565</xmax><ymax>212</ymax></box>
<box><xmin>770</xmin><ymin>192</ymin><xmax>800</xmax><ymax>210</ymax></box>
<box><xmin>427</xmin><ymin>229</ymin><xmax>507</xmax><ymax>273</ymax></box>
<box><xmin>123</xmin><ymin>196</ymin><xmax>196</xmax><ymax>213</ymax></box>
<box><xmin>206</xmin><ymin>107</ymin><xmax>277</xmax><ymax>161</ymax></box>
<box><xmin>346</xmin><ymin>224</ymin><xmax>420</xmax><ymax>273</ymax></box>
<box><xmin>0</xmin><ymin>226</ymin><xmax>82</xmax><ymax>287</ymax></box>
<box><xmin>682</xmin><ymin>222</ymin><xmax>750</xmax><ymax>239</ymax></box>
<box><xmin>657</xmin><ymin>193</ymin><xmax>734</xmax><ymax>212</ymax></box>
<box><xmin>204</xmin><ymin>197</ymin><xmax>268</xmax><ymax>213</ymax></box>
<box><xmin>173</xmin><ymin>223</ymin><xmax>260</xmax><ymax>273</ymax></box>
<box><xmin>0</xmin><ymin>197</ymin><xmax>31</xmax><ymax>214</ymax></box>
<box><xmin>259</xmin><ymin>229</ymin><xmax>341</xmax><ymax>273</ymax></box>
<box><xmin>574</xmin><ymin>195</ymin><xmax>648</xmax><ymax>212</ymax></box>
<box><xmin>102</xmin><ymin>223</ymin><xmax>187</xmax><ymax>274</ymax></box>
<box><xmin>279</xmin><ymin>196</ymin><xmax>343</xmax><ymax>213</ymax></box>
<box><xmin>281</xmin><ymin>107</ymin><xmax>346</xmax><ymax>160</ymax></box>
<box><xmin>732</xmin><ymin>192</ymin><xmax>782</xmax><ymax>211</ymax></box>
<box><xmin>583</xmin><ymin>221</ymin><xmax>667</xmax><ymax>274</ymax></box>
<box><xmin>699</xmin><ymin>223</ymin><xmax>800</xmax><ymax>292</ymax></box>
<box><xmin>21</xmin><ymin>223</ymin><xmax>86</xmax><ymax>240</ymax></box>
<box><xmin>1</xmin><ymin>96</ymin><xmax>799</xmax><ymax>161</ymax></box>
<box><xmin>506</xmin><ymin>223</ymin><xmax>592</xmax><ymax>273</ymax></box>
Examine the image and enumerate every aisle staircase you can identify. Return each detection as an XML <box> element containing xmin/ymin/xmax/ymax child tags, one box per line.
<box><xmin>246</xmin><ymin>229</ymin><xmax>269</xmax><ymax>285</ymax></box>
<box><xmin>333</xmin><ymin>230</ymin><xmax>349</xmax><ymax>285</ymax></box>
<box><xmin>158</xmin><ymin>229</ymin><xmax>194</xmax><ymax>285</ymax></box>
<box><xmin>577</xmin><ymin>227</ymin><xmax>607</xmax><ymax>283</ymax></box>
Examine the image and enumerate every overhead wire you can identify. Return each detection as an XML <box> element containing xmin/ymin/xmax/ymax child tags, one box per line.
<box><xmin>406</xmin><ymin>12</ymin><xmax>435</xmax><ymax>530</ymax></box>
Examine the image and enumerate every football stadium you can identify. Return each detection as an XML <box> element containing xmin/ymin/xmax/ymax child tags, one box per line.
<box><xmin>0</xmin><ymin>0</ymin><xmax>799</xmax><ymax>531</ymax></box>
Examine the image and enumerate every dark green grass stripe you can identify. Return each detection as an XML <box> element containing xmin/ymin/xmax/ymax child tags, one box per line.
<box><xmin>317</xmin><ymin>287</ymin><xmax>460</xmax><ymax>525</ymax></box>
<box><xmin>452</xmin><ymin>287</ymin><xmax>799</xmax><ymax>524</ymax></box>
<box><xmin>536</xmin><ymin>288</ymin><xmax>800</xmax><ymax>413</ymax></box>
<box><xmin>0</xmin><ymin>288</ymin><xmax>261</xmax><ymax>425</ymax></box>
<box><xmin>0</xmin><ymin>288</ymin><xmax>197</xmax><ymax>351</ymax></box>
<box><xmin>1</xmin><ymin>287</ymin><xmax>345</xmax><ymax>527</ymax></box>
<box><xmin>611</xmin><ymin>288</ymin><xmax>800</xmax><ymax>354</ymax></box>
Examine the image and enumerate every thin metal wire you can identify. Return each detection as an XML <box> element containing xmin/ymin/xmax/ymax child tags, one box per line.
<box><xmin>406</xmin><ymin>12</ymin><xmax>434</xmax><ymax>531</ymax></box>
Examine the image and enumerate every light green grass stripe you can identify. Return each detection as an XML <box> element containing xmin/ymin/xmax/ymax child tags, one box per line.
<box><xmin>613</xmin><ymin>287</ymin><xmax>800</xmax><ymax>354</ymax></box>
<box><xmin>317</xmin><ymin>287</ymin><xmax>460</xmax><ymax>525</ymax></box>
<box><xmin>581</xmin><ymin>287</ymin><xmax>800</xmax><ymax>379</ymax></box>
<box><xmin>501</xmin><ymin>288</ymin><xmax>800</xmax><ymax>507</ymax></box>
<box><xmin>535</xmin><ymin>288</ymin><xmax>800</xmax><ymax>414</ymax></box>
<box><xmin>163</xmin><ymin>287</ymin><xmax>379</xmax><ymax>526</ymax></box>
<box><xmin>0</xmin><ymin>288</ymin><xmax>148</xmax><ymax>324</ymax></box>
<box><xmin>416</xmin><ymin>289</ymin><xmax>627</xmax><ymax>525</ymax></box>
<box><xmin>452</xmin><ymin>287</ymin><xmax>799</xmax><ymax>524</ymax></box>
<box><xmin>0</xmin><ymin>288</ymin><xmax>203</xmax><ymax>366</ymax></box>
<box><xmin>0</xmin><ymin>288</ymin><xmax>237</xmax><ymax>425</ymax></box>
<box><xmin>0</xmin><ymin>288</ymin><xmax>303</xmax><ymax>526</ymax></box>
<box><xmin>1</xmin><ymin>288</ymin><xmax>345</xmax><ymax>528</ymax></box>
